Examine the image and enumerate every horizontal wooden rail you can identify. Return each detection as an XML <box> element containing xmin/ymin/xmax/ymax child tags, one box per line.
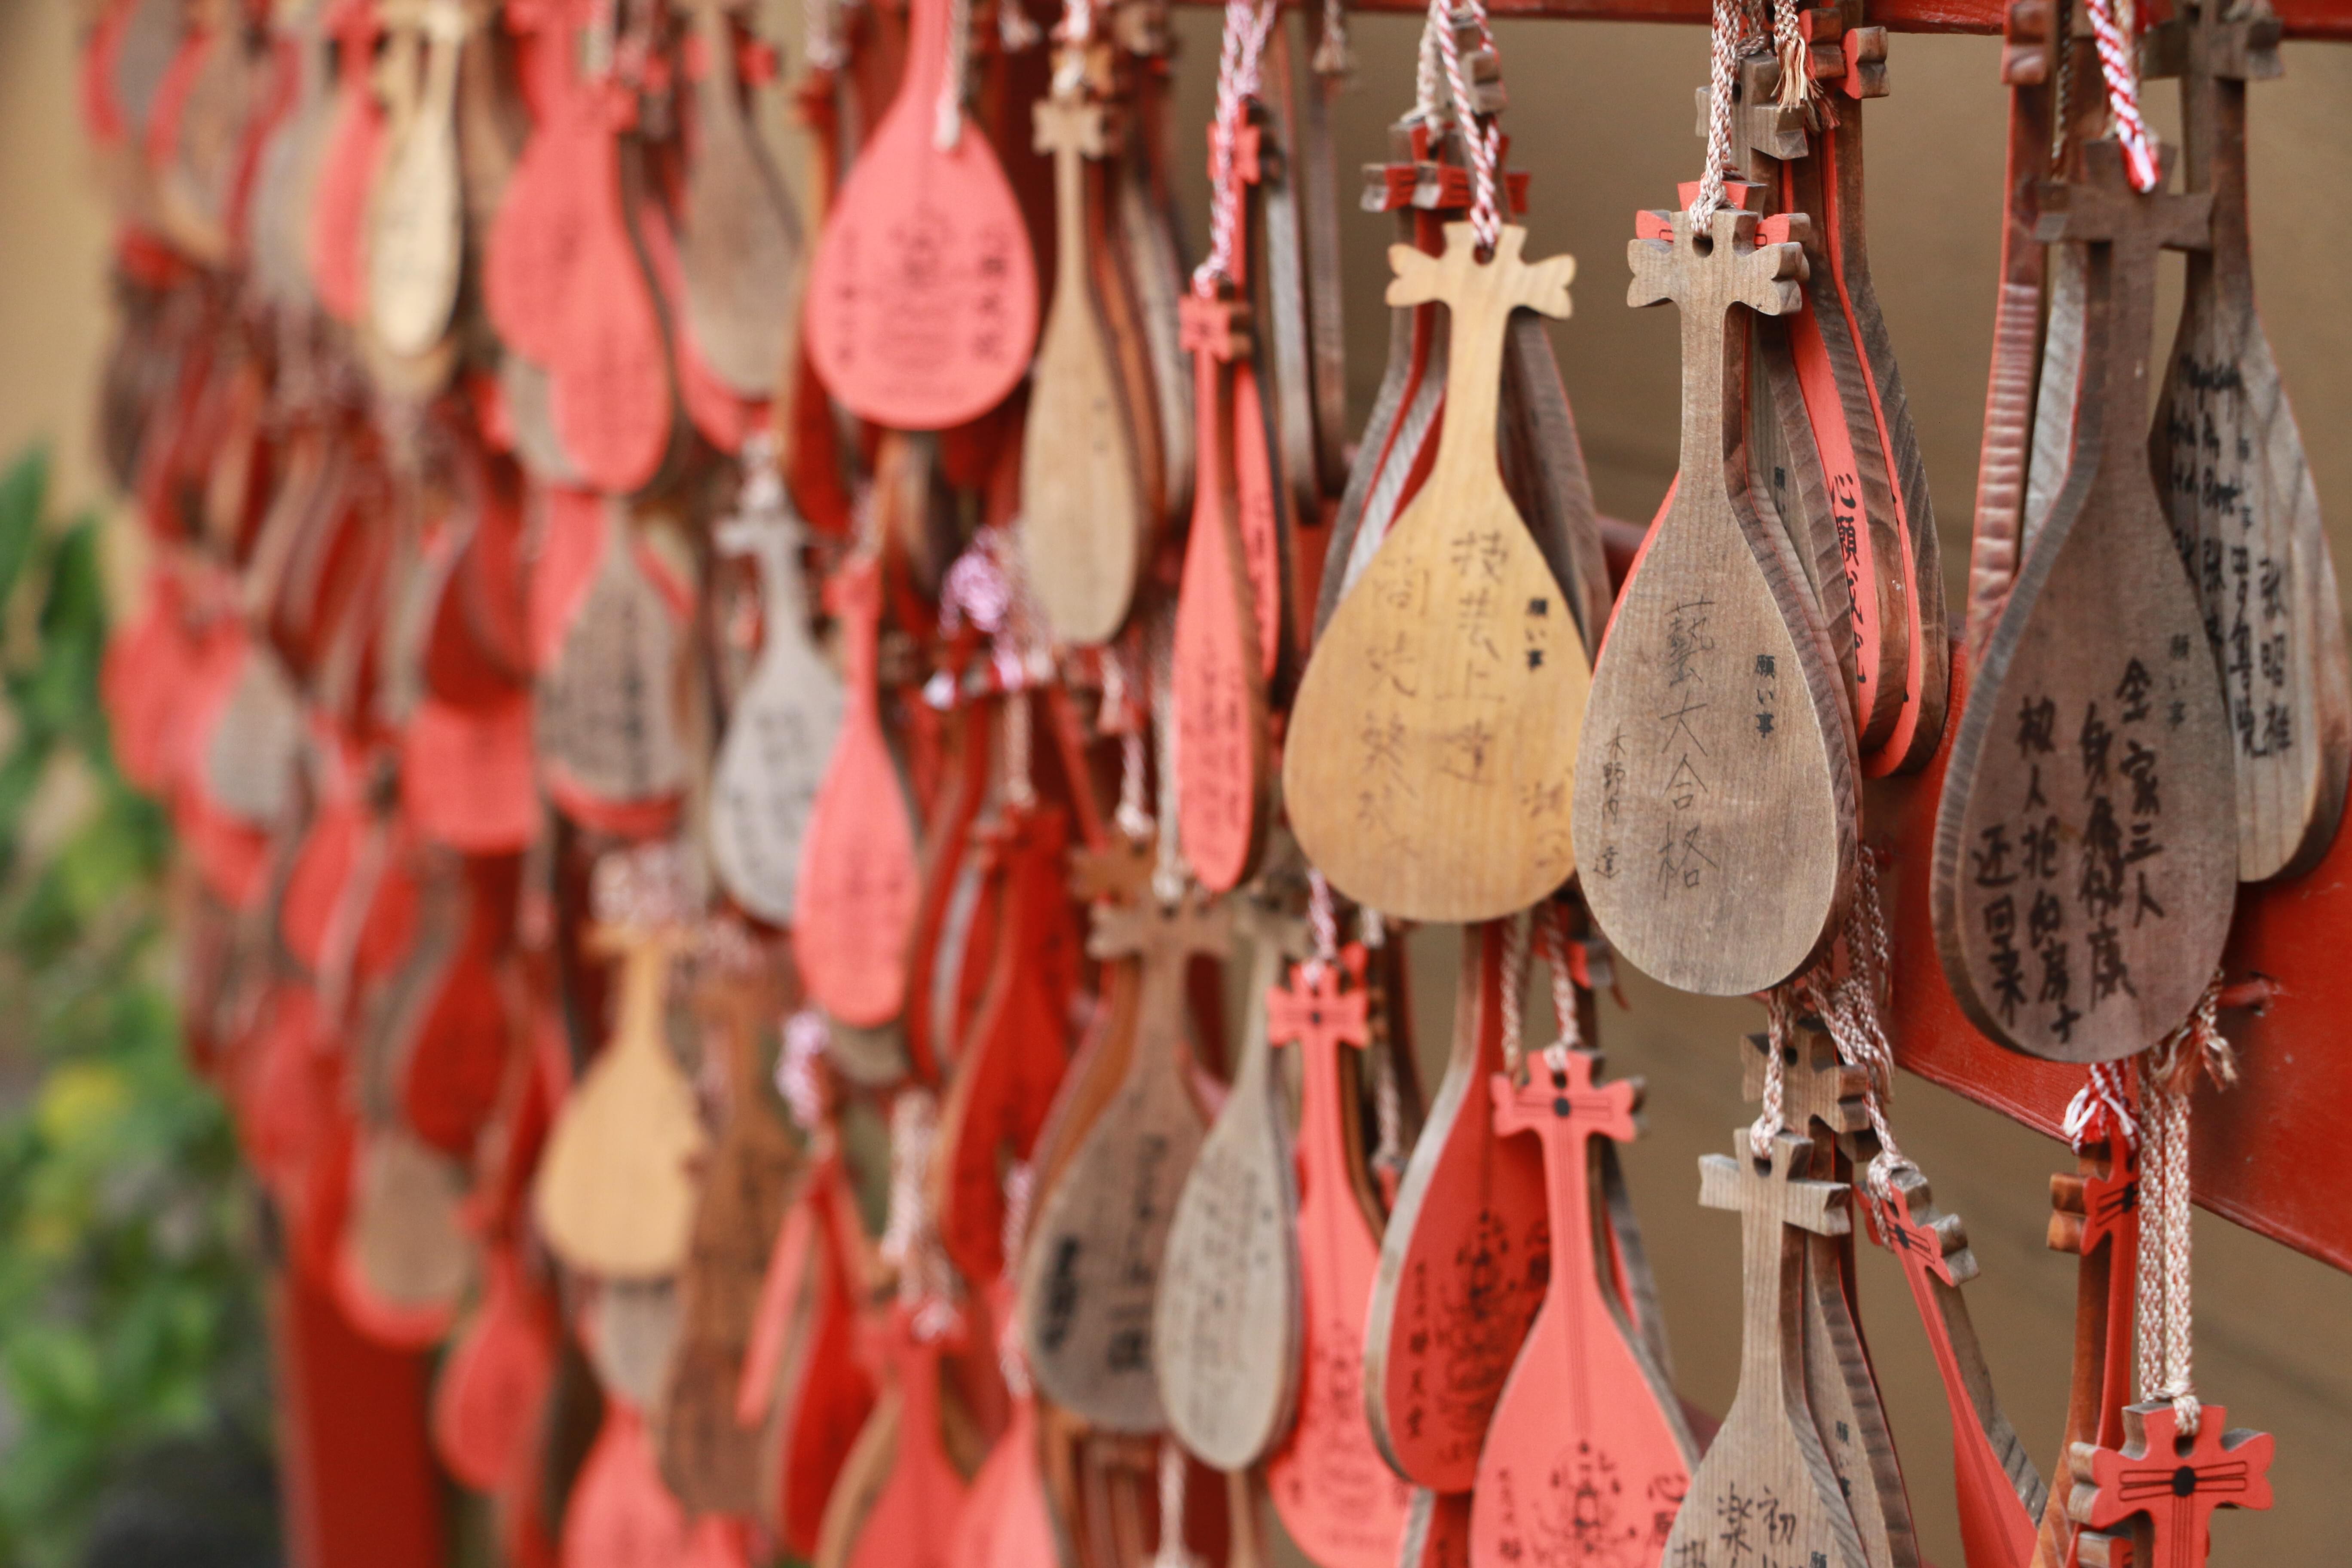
<box><xmin>1192</xmin><ymin>0</ymin><xmax>2352</xmax><ymax>40</ymax></box>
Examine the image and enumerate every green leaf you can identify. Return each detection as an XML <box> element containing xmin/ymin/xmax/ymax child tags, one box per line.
<box><xmin>0</xmin><ymin>448</ymin><xmax>47</xmax><ymax>619</ymax></box>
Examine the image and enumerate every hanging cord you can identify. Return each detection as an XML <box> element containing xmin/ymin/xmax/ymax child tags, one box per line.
<box><xmin>2062</xmin><ymin>1058</ymin><xmax>2138</xmax><ymax>1151</ymax></box>
<box><xmin>1763</xmin><ymin>849</ymin><xmax>1913</xmax><ymax>1192</ymax></box>
<box><xmin>1001</xmin><ymin>0</ymin><xmax>1042</xmax><ymax>52</ymax></box>
<box><xmin>934</xmin><ymin>0</ymin><xmax>977</xmax><ymax>148</ymax></box>
<box><xmin>1690</xmin><ymin>0</ymin><xmax>1767</xmax><ymax>228</ymax></box>
<box><xmin>1190</xmin><ymin>0</ymin><xmax>1281</xmax><ymax>298</ymax></box>
<box><xmin>997</xmin><ymin>1161</ymin><xmax>1037</xmax><ymax>1395</ymax></box>
<box><xmin>880</xmin><ymin>1089</ymin><xmax>963</xmax><ymax>1339</ymax></box>
<box><xmin>1104</xmin><ymin>642</ymin><xmax>1155</xmax><ymax>842</ymax></box>
<box><xmin>1532</xmin><ymin>906</ymin><xmax>1585</xmax><ymax>1076</ymax></box>
<box><xmin>777</xmin><ymin>1008</ymin><xmax>833</xmax><ymax>1142</ymax></box>
<box><xmin>2133</xmin><ymin>975</ymin><xmax>2238</xmax><ymax>1436</ymax></box>
<box><xmin>2082</xmin><ymin>0</ymin><xmax>2159</xmax><ymax>190</ymax></box>
<box><xmin>1152</xmin><ymin>1439</ymin><xmax>1197</xmax><ymax>1568</ymax></box>
<box><xmin>1427</xmin><ymin>0</ymin><xmax>1502</xmax><ymax>254</ymax></box>
<box><xmin>1306</xmin><ymin>870</ymin><xmax>1341</xmax><ymax>982</ymax></box>
<box><xmin>2048</xmin><ymin>0</ymin><xmax>2075</xmax><ymax>174</ymax></box>
<box><xmin>1749</xmin><ymin>986</ymin><xmax>1796</xmax><ymax>1157</ymax></box>
<box><xmin>1057</xmin><ymin>0</ymin><xmax>1093</xmax><ymax>50</ymax></box>
<box><xmin>804</xmin><ymin>0</ymin><xmax>845</xmax><ymax>73</ymax></box>
<box><xmin>1312</xmin><ymin>0</ymin><xmax>1353</xmax><ymax>76</ymax></box>
<box><xmin>1495</xmin><ymin>911</ymin><xmax>1532</xmax><ymax>1078</ymax></box>
<box><xmin>1413</xmin><ymin>5</ymin><xmax>1444</xmax><ymax>122</ymax></box>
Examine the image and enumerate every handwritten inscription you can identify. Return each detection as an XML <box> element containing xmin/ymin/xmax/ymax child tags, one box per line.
<box><xmin>2164</xmin><ymin>355</ymin><xmax>2294</xmax><ymax>762</ymax></box>
<box><xmin>817</xmin><ymin>209</ymin><xmax>1023</xmax><ymax>413</ymax></box>
<box><xmin>1484</xmin><ymin>1443</ymin><xmax>1683</xmax><ymax>1568</ymax></box>
<box><xmin>1672</xmin><ymin>1482</ymin><xmax>1824</xmax><ymax>1568</ymax></box>
<box><xmin>1390</xmin><ymin>1210</ymin><xmax>1548</xmax><ymax>1477</ymax></box>
<box><xmin>1962</xmin><ymin>646</ymin><xmax>2192</xmax><ymax>1048</ymax></box>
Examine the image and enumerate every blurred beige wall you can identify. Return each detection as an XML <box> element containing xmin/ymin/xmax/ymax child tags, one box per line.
<box><xmin>6</xmin><ymin>5</ymin><xmax>2348</xmax><ymax>1565</ymax></box>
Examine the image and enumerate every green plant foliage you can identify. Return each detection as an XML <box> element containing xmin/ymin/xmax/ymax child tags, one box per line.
<box><xmin>0</xmin><ymin>447</ymin><xmax>271</xmax><ymax>1568</ymax></box>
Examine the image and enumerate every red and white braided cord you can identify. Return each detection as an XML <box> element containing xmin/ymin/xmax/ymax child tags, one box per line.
<box><xmin>1427</xmin><ymin>0</ymin><xmax>1502</xmax><ymax>253</ymax></box>
<box><xmin>2084</xmin><ymin>0</ymin><xmax>2160</xmax><ymax>191</ymax></box>
<box><xmin>1191</xmin><ymin>0</ymin><xmax>1279</xmax><ymax>298</ymax></box>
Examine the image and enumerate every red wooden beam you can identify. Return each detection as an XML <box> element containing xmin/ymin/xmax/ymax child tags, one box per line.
<box><xmin>276</xmin><ymin>1265</ymin><xmax>447</xmax><ymax>1568</ymax></box>
<box><xmin>1880</xmin><ymin>652</ymin><xmax>2352</xmax><ymax>1276</ymax></box>
<box><xmin>1202</xmin><ymin>0</ymin><xmax>2352</xmax><ymax>41</ymax></box>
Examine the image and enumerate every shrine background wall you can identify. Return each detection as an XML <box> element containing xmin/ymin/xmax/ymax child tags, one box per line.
<box><xmin>4</xmin><ymin>3</ymin><xmax>2348</xmax><ymax>1563</ymax></box>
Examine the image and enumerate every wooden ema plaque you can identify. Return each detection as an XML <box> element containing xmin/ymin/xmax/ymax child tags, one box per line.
<box><xmin>2149</xmin><ymin>0</ymin><xmax>2350</xmax><ymax>882</ymax></box>
<box><xmin>946</xmin><ymin>1292</ymin><xmax>1057</xmax><ymax>1568</ymax></box>
<box><xmin>1932</xmin><ymin>138</ymin><xmax>2235</xmax><ymax>1062</ymax></box>
<box><xmin>562</xmin><ymin>1402</ymin><xmax>750</xmax><ymax>1568</ymax></box>
<box><xmin>1020</xmin><ymin>81</ymin><xmax>1148</xmax><ymax>647</ymax></box>
<box><xmin>1264</xmin><ymin>948</ymin><xmax>1413</xmax><ymax>1565</ymax></box>
<box><xmin>1363</xmin><ymin>922</ymin><xmax>1545</xmax><ymax>1492</ymax></box>
<box><xmin>796</xmin><ymin>555</ymin><xmax>923</xmax><ymax>1028</ymax></box>
<box><xmin>815</xmin><ymin>1312</ymin><xmax>973</xmax><ymax>1568</ymax></box>
<box><xmin>1574</xmin><ymin>202</ymin><xmax>1857</xmax><ymax>996</ymax></box>
<box><xmin>677</xmin><ymin>0</ymin><xmax>801</xmax><ymax>398</ymax></box>
<box><xmin>366</xmin><ymin>0</ymin><xmax>463</xmax><ymax>360</ymax></box>
<box><xmin>1473</xmin><ymin>1050</ymin><xmax>1693</xmax><ymax>1568</ymax></box>
<box><xmin>800</xmin><ymin>0</ymin><xmax>1037</xmax><ymax>429</ymax></box>
<box><xmin>708</xmin><ymin>497</ymin><xmax>844</xmax><ymax>927</ymax></box>
<box><xmin>1017</xmin><ymin>889</ymin><xmax>1228</xmax><ymax>1432</ymax></box>
<box><xmin>1286</xmin><ymin>224</ymin><xmax>1585</xmax><ymax>923</ymax></box>
<box><xmin>1666</xmin><ymin>1129</ymin><xmax>1864</xmax><ymax>1568</ymax></box>
<box><xmin>1153</xmin><ymin>887</ymin><xmax>1307</xmax><ymax>1470</ymax></box>
<box><xmin>532</xmin><ymin>924</ymin><xmax>707</xmax><ymax>1281</ymax></box>
<box><xmin>1174</xmin><ymin>289</ymin><xmax>1274</xmax><ymax>893</ymax></box>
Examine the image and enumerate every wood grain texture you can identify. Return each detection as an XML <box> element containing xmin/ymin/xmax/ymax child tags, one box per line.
<box><xmin>678</xmin><ymin>0</ymin><xmax>802</xmax><ymax>398</ymax></box>
<box><xmin>1287</xmin><ymin>224</ymin><xmax>1585</xmax><ymax>922</ymax></box>
<box><xmin>533</xmin><ymin>927</ymin><xmax>707</xmax><ymax>1280</ymax></box>
<box><xmin>1153</xmin><ymin>888</ymin><xmax>1307</xmax><ymax>1470</ymax></box>
<box><xmin>1017</xmin><ymin>890</ymin><xmax>1228</xmax><ymax>1431</ymax></box>
<box><xmin>1574</xmin><ymin>204</ymin><xmax>1856</xmax><ymax>995</ymax></box>
<box><xmin>536</xmin><ymin>502</ymin><xmax>690</xmax><ymax>816</ymax></box>
<box><xmin>1932</xmin><ymin>139</ymin><xmax>2234</xmax><ymax>1062</ymax></box>
<box><xmin>1667</xmin><ymin>1130</ymin><xmax>1864</xmax><ymax>1568</ymax></box>
<box><xmin>1364</xmin><ymin>922</ymin><xmax>1546</xmax><ymax>1491</ymax></box>
<box><xmin>1022</xmin><ymin>85</ymin><xmax>1149</xmax><ymax>647</ymax></box>
<box><xmin>801</xmin><ymin>0</ymin><xmax>1038</xmax><ymax>429</ymax></box>
<box><xmin>1473</xmin><ymin>1050</ymin><xmax>1694</xmax><ymax>1568</ymax></box>
<box><xmin>709</xmin><ymin>501</ymin><xmax>843</xmax><ymax>926</ymax></box>
<box><xmin>2153</xmin><ymin>0</ymin><xmax>2350</xmax><ymax>882</ymax></box>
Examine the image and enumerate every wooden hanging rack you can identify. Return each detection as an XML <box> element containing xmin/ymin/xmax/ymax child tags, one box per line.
<box><xmin>1223</xmin><ymin>0</ymin><xmax>2352</xmax><ymax>39</ymax></box>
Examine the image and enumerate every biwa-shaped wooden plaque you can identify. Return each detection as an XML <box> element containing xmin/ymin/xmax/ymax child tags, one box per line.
<box><xmin>1017</xmin><ymin>889</ymin><xmax>1228</xmax><ymax>1433</ymax></box>
<box><xmin>932</xmin><ymin>801</ymin><xmax>1083</xmax><ymax>1285</ymax></box>
<box><xmin>815</xmin><ymin>1314</ymin><xmax>974</xmax><ymax>1568</ymax></box>
<box><xmin>1665</xmin><ymin>1130</ymin><xmax>1864</xmax><ymax>1568</ymax></box>
<box><xmin>709</xmin><ymin>495</ymin><xmax>843</xmax><ymax>926</ymax></box>
<box><xmin>533</xmin><ymin>924</ymin><xmax>707</xmax><ymax>1280</ymax></box>
<box><xmin>1287</xmin><ymin>224</ymin><xmax>1583</xmax><ymax>923</ymax></box>
<box><xmin>368</xmin><ymin>0</ymin><xmax>465</xmax><ymax>358</ymax></box>
<box><xmin>561</xmin><ymin>1402</ymin><xmax>750</xmax><ymax>1568</ymax></box>
<box><xmin>2033</xmin><ymin>1124</ymin><xmax>2140</xmax><ymax>1568</ymax></box>
<box><xmin>1574</xmin><ymin>203</ymin><xmax>1856</xmax><ymax>996</ymax></box>
<box><xmin>797</xmin><ymin>555</ymin><xmax>923</xmax><ymax>1027</ymax></box>
<box><xmin>801</xmin><ymin>0</ymin><xmax>1037</xmax><ymax>429</ymax></box>
<box><xmin>1175</xmin><ymin>294</ymin><xmax>1274</xmax><ymax>894</ymax></box>
<box><xmin>1154</xmin><ymin>886</ymin><xmax>1308</xmax><ymax>1471</ymax></box>
<box><xmin>1021</xmin><ymin>83</ymin><xmax>1148</xmax><ymax>647</ymax></box>
<box><xmin>1265</xmin><ymin>948</ymin><xmax>1413</xmax><ymax>1565</ymax></box>
<box><xmin>2151</xmin><ymin>0</ymin><xmax>2349</xmax><ymax>882</ymax></box>
<box><xmin>1473</xmin><ymin>1050</ymin><xmax>1693</xmax><ymax>1568</ymax></box>
<box><xmin>536</xmin><ymin>500</ymin><xmax>690</xmax><ymax>822</ymax></box>
<box><xmin>1364</xmin><ymin>922</ymin><xmax>1546</xmax><ymax>1492</ymax></box>
<box><xmin>947</xmin><ymin>1294</ymin><xmax>1057</xmax><ymax>1568</ymax></box>
<box><xmin>678</xmin><ymin>0</ymin><xmax>801</xmax><ymax>398</ymax></box>
<box><xmin>433</xmin><ymin>1240</ymin><xmax>557</xmax><ymax>1494</ymax></box>
<box><xmin>761</xmin><ymin>1153</ymin><xmax>879</xmax><ymax>1558</ymax></box>
<box><xmin>1932</xmin><ymin>139</ymin><xmax>2235</xmax><ymax>1063</ymax></box>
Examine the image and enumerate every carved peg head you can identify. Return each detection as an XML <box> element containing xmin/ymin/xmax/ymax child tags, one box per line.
<box><xmin>1489</xmin><ymin>1048</ymin><xmax>1641</xmax><ymax>1143</ymax></box>
<box><xmin>1627</xmin><ymin>204</ymin><xmax>1807</xmax><ymax>315</ymax></box>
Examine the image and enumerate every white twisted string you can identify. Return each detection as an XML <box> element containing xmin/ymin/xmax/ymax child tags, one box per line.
<box><xmin>1191</xmin><ymin>0</ymin><xmax>1280</xmax><ymax>298</ymax></box>
<box><xmin>1312</xmin><ymin>0</ymin><xmax>1353</xmax><ymax>76</ymax></box>
<box><xmin>776</xmin><ymin>1008</ymin><xmax>832</xmax><ymax>1134</ymax></box>
<box><xmin>1750</xmin><ymin>987</ymin><xmax>1794</xmax><ymax>1158</ymax></box>
<box><xmin>1366</xmin><ymin>907</ymin><xmax>1404</xmax><ymax>1180</ymax></box>
<box><xmin>2083</xmin><ymin>0</ymin><xmax>2159</xmax><ymax>191</ymax></box>
<box><xmin>1530</xmin><ymin>906</ymin><xmax>1584</xmax><ymax>1078</ymax></box>
<box><xmin>1151</xmin><ymin>1440</ymin><xmax>1198</xmax><ymax>1568</ymax></box>
<box><xmin>1496</xmin><ymin>912</ymin><xmax>1530</xmax><ymax>1077</ymax></box>
<box><xmin>1690</xmin><ymin>0</ymin><xmax>1764</xmax><ymax>228</ymax></box>
<box><xmin>881</xmin><ymin>1089</ymin><xmax>963</xmax><ymax>1338</ymax></box>
<box><xmin>1764</xmin><ymin>851</ymin><xmax>1911</xmax><ymax>1193</ymax></box>
<box><xmin>997</xmin><ymin>1160</ymin><xmax>1037</xmax><ymax>1394</ymax></box>
<box><xmin>1427</xmin><ymin>0</ymin><xmax>1501</xmax><ymax>253</ymax></box>
<box><xmin>1149</xmin><ymin>612</ymin><xmax>1185</xmax><ymax>903</ymax></box>
<box><xmin>1413</xmin><ymin>9</ymin><xmax>1443</xmax><ymax>121</ymax></box>
<box><xmin>2062</xmin><ymin>1060</ymin><xmax>2138</xmax><ymax>1151</ymax></box>
<box><xmin>804</xmin><ymin>0</ymin><xmax>845</xmax><ymax>76</ymax></box>
<box><xmin>1000</xmin><ymin>0</ymin><xmax>1042</xmax><ymax>51</ymax></box>
<box><xmin>2134</xmin><ymin>976</ymin><xmax>2236</xmax><ymax>1436</ymax></box>
<box><xmin>1306</xmin><ymin>870</ymin><xmax>1340</xmax><ymax>982</ymax></box>
<box><xmin>591</xmin><ymin>841</ymin><xmax>692</xmax><ymax>929</ymax></box>
<box><xmin>1104</xmin><ymin>645</ymin><xmax>1155</xmax><ymax>842</ymax></box>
